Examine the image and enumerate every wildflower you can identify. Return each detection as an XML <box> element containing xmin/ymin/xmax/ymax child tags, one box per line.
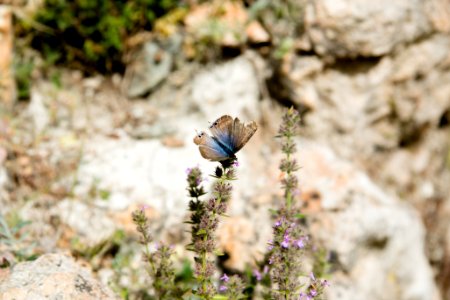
<box><xmin>321</xmin><ymin>279</ymin><xmax>330</xmax><ymax>287</ymax></box>
<box><xmin>295</xmin><ymin>236</ymin><xmax>307</xmax><ymax>249</ymax></box>
<box><xmin>281</xmin><ymin>234</ymin><xmax>290</xmax><ymax>248</ymax></box>
<box><xmin>220</xmin><ymin>273</ymin><xmax>230</xmax><ymax>282</ymax></box>
<box><xmin>267</xmin><ymin>240</ymin><xmax>274</xmax><ymax>251</ymax></box>
<box><xmin>299</xmin><ymin>292</ymin><xmax>312</xmax><ymax>300</ymax></box>
<box><xmin>310</xmin><ymin>289</ymin><xmax>317</xmax><ymax>297</ymax></box>
<box><xmin>219</xmin><ymin>285</ymin><xmax>227</xmax><ymax>292</ymax></box>
<box><xmin>274</xmin><ymin>220</ymin><xmax>282</xmax><ymax>227</ymax></box>
<box><xmin>253</xmin><ymin>269</ymin><xmax>262</xmax><ymax>281</ymax></box>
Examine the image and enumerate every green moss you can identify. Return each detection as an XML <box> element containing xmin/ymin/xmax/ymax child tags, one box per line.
<box><xmin>17</xmin><ymin>0</ymin><xmax>181</xmax><ymax>74</ymax></box>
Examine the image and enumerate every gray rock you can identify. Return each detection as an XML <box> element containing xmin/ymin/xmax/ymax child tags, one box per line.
<box><xmin>124</xmin><ymin>42</ymin><xmax>173</xmax><ymax>98</ymax></box>
<box><xmin>0</xmin><ymin>253</ymin><xmax>119</xmax><ymax>299</ymax></box>
<box><xmin>190</xmin><ymin>55</ymin><xmax>261</xmax><ymax>121</ymax></box>
<box><xmin>304</xmin><ymin>0</ymin><xmax>433</xmax><ymax>57</ymax></box>
<box><xmin>27</xmin><ymin>89</ymin><xmax>50</xmax><ymax>135</ymax></box>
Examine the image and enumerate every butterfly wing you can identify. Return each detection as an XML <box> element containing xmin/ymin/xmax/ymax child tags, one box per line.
<box><xmin>193</xmin><ymin>131</ymin><xmax>230</xmax><ymax>161</ymax></box>
<box><xmin>208</xmin><ymin>115</ymin><xmax>235</xmax><ymax>152</ymax></box>
<box><xmin>231</xmin><ymin>117</ymin><xmax>258</xmax><ymax>152</ymax></box>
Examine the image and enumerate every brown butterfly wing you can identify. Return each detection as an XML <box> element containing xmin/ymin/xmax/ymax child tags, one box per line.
<box><xmin>231</xmin><ymin>117</ymin><xmax>257</xmax><ymax>152</ymax></box>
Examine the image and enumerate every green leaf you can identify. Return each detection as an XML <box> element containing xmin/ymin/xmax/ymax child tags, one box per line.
<box><xmin>196</xmin><ymin>229</ymin><xmax>207</xmax><ymax>235</ymax></box>
<box><xmin>294</xmin><ymin>213</ymin><xmax>306</xmax><ymax>219</ymax></box>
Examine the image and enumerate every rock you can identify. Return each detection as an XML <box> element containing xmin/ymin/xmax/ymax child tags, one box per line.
<box><xmin>185</xmin><ymin>1</ymin><xmax>269</xmax><ymax>47</ymax></box>
<box><xmin>246</xmin><ymin>21</ymin><xmax>270</xmax><ymax>44</ymax></box>
<box><xmin>0</xmin><ymin>253</ymin><xmax>119</xmax><ymax>299</ymax></box>
<box><xmin>124</xmin><ymin>41</ymin><xmax>173</xmax><ymax>98</ymax></box>
<box><xmin>391</xmin><ymin>34</ymin><xmax>450</xmax><ymax>82</ymax></box>
<box><xmin>49</xmin><ymin>199</ymin><xmax>119</xmax><ymax>248</ymax></box>
<box><xmin>277</xmin><ymin>33</ymin><xmax>450</xmax><ymax>210</ymax></box>
<box><xmin>295</xmin><ymin>141</ymin><xmax>440</xmax><ymax>300</ymax></box>
<box><xmin>0</xmin><ymin>5</ymin><xmax>15</xmax><ymax>111</ymax></box>
<box><xmin>27</xmin><ymin>89</ymin><xmax>50</xmax><ymax>135</ymax></box>
<box><xmin>185</xmin><ymin>1</ymin><xmax>246</xmax><ymax>47</ymax></box>
<box><xmin>190</xmin><ymin>55</ymin><xmax>261</xmax><ymax>121</ymax></box>
<box><xmin>425</xmin><ymin>0</ymin><xmax>450</xmax><ymax>33</ymax></box>
<box><xmin>304</xmin><ymin>0</ymin><xmax>433</xmax><ymax>57</ymax></box>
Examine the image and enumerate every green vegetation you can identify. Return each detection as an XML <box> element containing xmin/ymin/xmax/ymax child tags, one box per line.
<box><xmin>0</xmin><ymin>212</ymin><xmax>38</xmax><ymax>265</ymax></box>
<box><xmin>16</xmin><ymin>0</ymin><xmax>181</xmax><ymax>74</ymax></box>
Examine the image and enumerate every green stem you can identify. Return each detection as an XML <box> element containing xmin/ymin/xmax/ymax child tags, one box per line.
<box><xmin>286</xmin><ymin>148</ymin><xmax>292</xmax><ymax>213</ymax></box>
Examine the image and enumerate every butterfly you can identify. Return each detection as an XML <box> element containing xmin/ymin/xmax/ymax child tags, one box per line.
<box><xmin>193</xmin><ymin>115</ymin><xmax>257</xmax><ymax>162</ymax></box>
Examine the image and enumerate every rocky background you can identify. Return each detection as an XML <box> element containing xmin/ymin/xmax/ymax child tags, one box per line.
<box><xmin>1</xmin><ymin>1</ymin><xmax>450</xmax><ymax>299</ymax></box>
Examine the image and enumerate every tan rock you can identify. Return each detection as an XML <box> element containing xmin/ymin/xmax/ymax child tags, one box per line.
<box><xmin>246</xmin><ymin>21</ymin><xmax>270</xmax><ymax>44</ymax></box>
<box><xmin>0</xmin><ymin>253</ymin><xmax>119</xmax><ymax>299</ymax></box>
<box><xmin>304</xmin><ymin>0</ymin><xmax>433</xmax><ymax>57</ymax></box>
<box><xmin>0</xmin><ymin>5</ymin><xmax>15</xmax><ymax>110</ymax></box>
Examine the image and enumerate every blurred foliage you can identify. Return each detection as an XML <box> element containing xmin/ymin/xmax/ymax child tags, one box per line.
<box><xmin>15</xmin><ymin>0</ymin><xmax>181</xmax><ymax>74</ymax></box>
<box><xmin>13</xmin><ymin>52</ymin><xmax>34</xmax><ymax>99</ymax></box>
<box><xmin>0</xmin><ymin>212</ymin><xmax>38</xmax><ymax>265</ymax></box>
<box><xmin>71</xmin><ymin>229</ymin><xmax>125</xmax><ymax>268</ymax></box>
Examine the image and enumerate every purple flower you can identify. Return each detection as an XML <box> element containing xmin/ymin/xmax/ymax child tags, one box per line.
<box><xmin>140</xmin><ymin>204</ymin><xmax>149</xmax><ymax>212</ymax></box>
<box><xmin>233</xmin><ymin>161</ymin><xmax>240</xmax><ymax>167</ymax></box>
<box><xmin>281</xmin><ymin>235</ymin><xmax>290</xmax><ymax>248</ymax></box>
<box><xmin>253</xmin><ymin>269</ymin><xmax>262</xmax><ymax>281</ymax></box>
<box><xmin>309</xmin><ymin>272</ymin><xmax>316</xmax><ymax>281</ymax></box>
<box><xmin>267</xmin><ymin>240</ymin><xmax>274</xmax><ymax>251</ymax></box>
<box><xmin>295</xmin><ymin>237</ymin><xmax>306</xmax><ymax>249</ymax></box>
<box><xmin>321</xmin><ymin>279</ymin><xmax>330</xmax><ymax>287</ymax></box>
<box><xmin>310</xmin><ymin>289</ymin><xmax>317</xmax><ymax>297</ymax></box>
<box><xmin>220</xmin><ymin>273</ymin><xmax>229</xmax><ymax>282</ymax></box>
<box><xmin>219</xmin><ymin>285</ymin><xmax>227</xmax><ymax>292</ymax></box>
<box><xmin>268</xmin><ymin>257</ymin><xmax>274</xmax><ymax>265</ymax></box>
<box><xmin>263</xmin><ymin>265</ymin><xmax>269</xmax><ymax>274</ymax></box>
<box><xmin>274</xmin><ymin>220</ymin><xmax>282</xmax><ymax>227</ymax></box>
<box><xmin>185</xmin><ymin>168</ymin><xmax>192</xmax><ymax>175</ymax></box>
<box><xmin>299</xmin><ymin>292</ymin><xmax>312</xmax><ymax>300</ymax></box>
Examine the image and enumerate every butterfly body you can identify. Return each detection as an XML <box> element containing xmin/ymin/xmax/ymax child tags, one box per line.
<box><xmin>194</xmin><ymin>115</ymin><xmax>257</xmax><ymax>161</ymax></box>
